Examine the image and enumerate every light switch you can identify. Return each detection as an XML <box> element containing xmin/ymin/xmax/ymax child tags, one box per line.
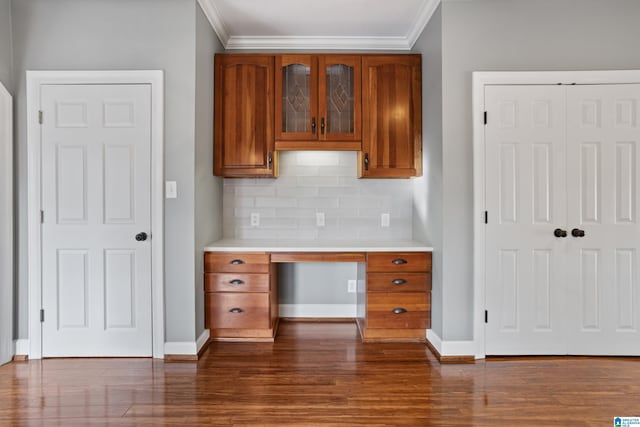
<box><xmin>381</xmin><ymin>213</ymin><xmax>390</xmax><ymax>227</ymax></box>
<box><xmin>316</xmin><ymin>212</ymin><xmax>325</xmax><ymax>227</ymax></box>
<box><xmin>165</xmin><ymin>181</ymin><xmax>177</xmax><ymax>199</ymax></box>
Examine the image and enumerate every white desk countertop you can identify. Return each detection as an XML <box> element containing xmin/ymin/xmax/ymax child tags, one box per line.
<box><xmin>203</xmin><ymin>239</ymin><xmax>433</xmax><ymax>252</ymax></box>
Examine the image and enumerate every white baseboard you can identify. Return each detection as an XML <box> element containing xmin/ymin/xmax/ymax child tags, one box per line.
<box><xmin>14</xmin><ymin>339</ymin><xmax>29</xmax><ymax>356</ymax></box>
<box><xmin>279</xmin><ymin>304</ymin><xmax>356</xmax><ymax>318</ymax></box>
<box><xmin>164</xmin><ymin>330</ymin><xmax>210</xmax><ymax>357</ymax></box>
<box><xmin>196</xmin><ymin>329</ymin><xmax>210</xmax><ymax>354</ymax></box>
<box><xmin>426</xmin><ymin>329</ymin><xmax>476</xmax><ymax>358</ymax></box>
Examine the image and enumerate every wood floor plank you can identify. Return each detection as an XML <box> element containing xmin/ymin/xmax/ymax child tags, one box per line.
<box><xmin>1</xmin><ymin>321</ymin><xmax>639</xmax><ymax>426</ymax></box>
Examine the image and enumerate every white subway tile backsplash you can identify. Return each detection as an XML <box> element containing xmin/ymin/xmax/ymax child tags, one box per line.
<box><xmin>223</xmin><ymin>151</ymin><xmax>412</xmax><ymax>242</ymax></box>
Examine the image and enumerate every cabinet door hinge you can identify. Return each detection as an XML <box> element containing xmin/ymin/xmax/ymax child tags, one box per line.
<box><xmin>483</xmin><ymin>111</ymin><xmax>487</xmax><ymax>125</ymax></box>
<box><xmin>485</xmin><ymin>310</ymin><xmax>488</xmax><ymax>323</ymax></box>
<box><xmin>40</xmin><ymin>309</ymin><xmax>45</xmax><ymax>323</ymax></box>
<box><xmin>38</xmin><ymin>110</ymin><xmax>43</xmax><ymax>125</ymax></box>
<box><xmin>484</xmin><ymin>211</ymin><xmax>488</xmax><ymax>224</ymax></box>
<box><xmin>40</xmin><ymin>210</ymin><xmax>44</xmax><ymax>224</ymax></box>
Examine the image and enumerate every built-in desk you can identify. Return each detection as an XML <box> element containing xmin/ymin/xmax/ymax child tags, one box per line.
<box><xmin>203</xmin><ymin>240</ymin><xmax>433</xmax><ymax>343</ymax></box>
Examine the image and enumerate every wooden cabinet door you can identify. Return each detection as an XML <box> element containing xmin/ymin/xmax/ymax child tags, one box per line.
<box><xmin>360</xmin><ymin>55</ymin><xmax>422</xmax><ymax>178</ymax></box>
<box><xmin>275</xmin><ymin>54</ymin><xmax>318</xmax><ymax>142</ymax></box>
<box><xmin>318</xmin><ymin>55</ymin><xmax>361</xmax><ymax>143</ymax></box>
<box><xmin>214</xmin><ymin>55</ymin><xmax>276</xmax><ymax>177</ymax></box>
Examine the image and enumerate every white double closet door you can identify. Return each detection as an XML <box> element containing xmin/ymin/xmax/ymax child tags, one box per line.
<box><xmin>485</xmin><ymin>84</ymin><xmax>640</xmax><ymax>355</ymax></box>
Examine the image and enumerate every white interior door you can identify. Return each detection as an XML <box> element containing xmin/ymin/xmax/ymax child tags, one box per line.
<box><xmin>485</xmin><ymin>83</ymin><xmax>640</xmax><ymax>356</ymax></box>
<box><xmin>0</xmin><ymin>82</ymin><xmax>12</xmax><ymax>366</ymax></box>
<box><xmin>41</xmin><ymin>84</ymin><xmax>152</xmax><ymax>357</ymax></box>
<box><xmin>484</xmin><ymin>85</ymin><xmax>568</xmax><ymax>355</ymax></box>
<box><xmin>565</xmin><ymin>84</ymin><xmax>640</xmax><ymax>355</ymax></box>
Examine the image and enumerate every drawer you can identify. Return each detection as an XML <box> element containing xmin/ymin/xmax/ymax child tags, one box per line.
<box><xmin>205</xmin><ymin>293</ymin><xmax>271</xmax><ymax>329</ymax></box>
<box><xmin>366</xmin><ymin>293</ymin><xmax>430</xmax><ymax>329</ymax></box>
<box><xmin>204</xmin><ymin>273</ymin><xmax>270</xmax><ymax>293</ymax></box>
<box><xmin>204</xmin><ymin>252</ymin><xmax>270</xmax><ymax>273</ymax></box>
<box><xmin>367</xmin><ymin>252</ymin><xmax>431</xmax><ymax>273</ymax></box>
<box><xmin>367</xmin><ymin>272</ymin><xmax>431</xmax><ymax>293</ymax></box>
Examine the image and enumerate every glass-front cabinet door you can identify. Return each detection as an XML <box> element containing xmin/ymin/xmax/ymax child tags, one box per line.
<box><xmin>275</xmin><ymin>55</ymin><xmax>318</xmax><ymax>142</ymax></box>
<box><xmin>318</xmin><ymin>55</ymin><xmax>361</xmax><ymax>143</ymax></box>
<box><xmin>275</xmin><ymin>54</ymin><xmax>361</xmax><ymax>150</ymax></box>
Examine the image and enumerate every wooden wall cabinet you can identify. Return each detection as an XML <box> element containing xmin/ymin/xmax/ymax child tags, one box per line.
<box><xmin>275</xmin><ymin>54</ymin><xmax>361</xmax><ymax>151</ymax></box>
<box><xmin>214</xmin><ymin>54</ymin><xmax>277</xmax><ymax>178</ymax></box>
<box><xmin>359</xmin><ymin>55</ymin><xmax>422</xmax><ymax>178</ymax></box>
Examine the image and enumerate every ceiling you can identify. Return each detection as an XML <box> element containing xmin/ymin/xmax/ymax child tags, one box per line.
<box><xmin>197</xmin><ymin>0</ymin><xmax>440</xmax><ymax>51</ymax></box>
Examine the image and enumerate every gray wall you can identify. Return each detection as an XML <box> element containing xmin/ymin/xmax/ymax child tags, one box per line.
<box><xmin>11</xmin><ymin>0</ymin><xmax>200</xmax><ymax>343</ymax></box>
<box><xmin>279</xmin><ymin>263</ymin><xmax>357</xmax><ymax>306</ymax></box>
<box><xmin>0</xmin><ymin>0</ymin><xmax>12</xmax><ymax>91</ymax></box>
<box><xmin>412</xmin><ymin>4</ymin><xmax>443</xmax><ymax>337</ymax></box>
<box><xmin>194</xmin><ymin>3</ymin><xmax>224</xmax><ymax>338</ymax></box>
<box><xmin>440</xmin><ymin>0</ymin><xmax>640</xmax><ymax>340</ymax></box>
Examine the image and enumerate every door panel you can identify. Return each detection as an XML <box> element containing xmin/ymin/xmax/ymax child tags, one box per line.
<box><xmin>41</xmin><ymin>84</ymin><xmax>152</xmax><ymax>357</ymax></box>
<box><xmin>485</xmin><ymin>85</ymin><xmax>568</xmax><ymax>355</ymax></box>
<box><xmin>566</xmin><ymin>84</ymin><xmax>640</xmax><ymax>355</ymax></box>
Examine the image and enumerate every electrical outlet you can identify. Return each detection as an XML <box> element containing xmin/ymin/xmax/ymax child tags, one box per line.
<box><xmin>347</xmin><ymin>280</ymin><xmax>357</xmax><ymax>293</ymax></box>
<box><xmin>316</xmin><ymin>212</ymin><xmax>325</xmax><ymax>227</ymax></box>
<box><xmin>381</xmin><ymin>213</ymin><xmax>390</xmax><ymax>227</ymax></box>
<box><xmin>250</xmin><ymin>212</ymin><xmax>260</xmax><ymax>227</ymax></box>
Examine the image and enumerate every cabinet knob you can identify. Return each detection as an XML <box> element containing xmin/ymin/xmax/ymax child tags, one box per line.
<box><xmin>392</xmin><ymin>307</ymin><xmax>407</xmax><ymax>314</ymax></box>
<box><xmin>392</xmin><ymin>278</ymin><xmax>407</xmax><ymax>285</ymax></box>
<box><xmin>321</xmin><ymin>118</ymin><xmax>325</xmax><ymax>135</ymax></box>
<box><xmin>311</xmin><ymin>117</ymin><xmax>316</xmax><ymax>134</ymax></box>
<box><xmin>229</xmin><ymin>307</ymin><xmax>243</xmax><ymax>314</ymax></box>
<box><xmin>392</xmin><ymin>258</ymin><xmax>408</xmax><ymax>265</ymax></box>
<box><xmin>230</xmin><ymin>259</ymin><xmax>245</xmax><ymax>265</ymax></box>
<box><xmin>229</xmin><ymin>279</ymin><xmax>244</xmax><ymax>285</ymax></box>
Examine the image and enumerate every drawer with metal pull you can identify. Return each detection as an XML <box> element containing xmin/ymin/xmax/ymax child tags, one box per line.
<box><xmin>204</xmin><ymin>273</ymin><xmax>270</xmax><ymax>293</ymax></box>
<box><xmin>366</xmin><ymin>272</ymin><xmax>431</xmax><ymax>293</ymax></box>
<box><xmin>366</xmin><ymin>293</ymin><xmax>430</xmax><ymax>329</ymax></box>
<box><xmin>205</xmin><ymin>293</ymin><xmax>271</xmax><ymax>330</ymax></box>
<box><xmin>366</xmin><ymin>252</ymin><xmax>431</xmax><ymax>273</ymax></box>
<box><xmin>204</xmin><ymin>252</ymin><xmax>270</xmax><ymax>273</ymax></box>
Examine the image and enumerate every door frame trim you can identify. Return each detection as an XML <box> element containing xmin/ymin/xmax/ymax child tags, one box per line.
<box><xmin>27</xmin><ymin>71</ymin><xmax>165</xmax><ymax>359</ymax></box>
<box><xmin>472</xmin><ymin>70</ymin><xmax>640</xmax><ymax>359</ymax></box>
<box><xmin>0</xmin><ymin>82</ymin><xmax>12</xmax><ymax>364</ymax></box>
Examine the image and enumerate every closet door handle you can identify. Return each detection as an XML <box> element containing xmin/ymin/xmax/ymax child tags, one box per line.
<box><xmin>553</xmin><ymin>228</ymin><xmax>567</xmax><ymax>238</ymax></box>
<box><xmin>321</xmin><ymin>118</ymin><xmax>325</xmax><ymax>135</ymax></box>
<box><xmin>571</xmin><ymin>228</ymin><xmax>585</xmax><ymax>238</ymax></box>
<box><xmin>311</xmin><ymin>117</ymin><xmax>316</xmax><ymax>134</ymax></box>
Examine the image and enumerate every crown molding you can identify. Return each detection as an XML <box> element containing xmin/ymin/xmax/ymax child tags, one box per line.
<box><xmin>198</xmin><ymin>0</ymin><xmax>441</xmax><ymax>51</ymax></box>
<box><xmin>225</xmin><ymin>35</ymin><xmax>413</xmax><ymax>51</ymax></box>
<box><xmin>197</xmin><ymin>0</ymin><xmax>229</xmax><ymax>47</ymax></box>
<box><xmin>407</xmin><ymin>0</ymin><xmax>441</xmax><ymax>47</ymax></box>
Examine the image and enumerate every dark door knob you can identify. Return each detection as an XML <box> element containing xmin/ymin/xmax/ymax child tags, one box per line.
<box><xmin>553</xmin><ymin>228</ymin><xmax>567</xmax><ymax>238</ymax></box>
<box><xmin>571</xmin><ymin>228</ymin><xmax>585</xmax><ymax>237</ymax></box>
<box><xmin>135</xmin><ymin>232</ymin><xmax>148</xmax><ymax>241</ymax></box>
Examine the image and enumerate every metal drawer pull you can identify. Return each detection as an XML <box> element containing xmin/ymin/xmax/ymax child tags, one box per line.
<box><xmin>230</xmin><ymin>259</ymin><xmax>245</xmax><ymax>265</ymax></box>
<box><xmin>229</xmin><ymin>307</ymin><xmax>244</xmax><ymax>314</ymax></box>
<box><xmin>229</xmin><ymin>279</ymin><xmax>244</xmax><ymax>285</ymax></box>
<box><xmin>392</xmin><ymin>278</ymin><xmax>407</xmax><ymax>285</ymax></box>
<box><xmin>392</xmin><ymin>258</ymin><xmax>408</xmax><ymax>265</ymax></box>
<box><xmin>392</xmin><ymin>307</ymin><xmax>407</xmax><ymax>314</ymax></box>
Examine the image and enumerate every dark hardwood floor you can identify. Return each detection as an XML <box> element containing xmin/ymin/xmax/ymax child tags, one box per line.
<box><xmin>1</xmin><ymin>321</ymin><xmax>639</xmax><ymax>426</ymax></box>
